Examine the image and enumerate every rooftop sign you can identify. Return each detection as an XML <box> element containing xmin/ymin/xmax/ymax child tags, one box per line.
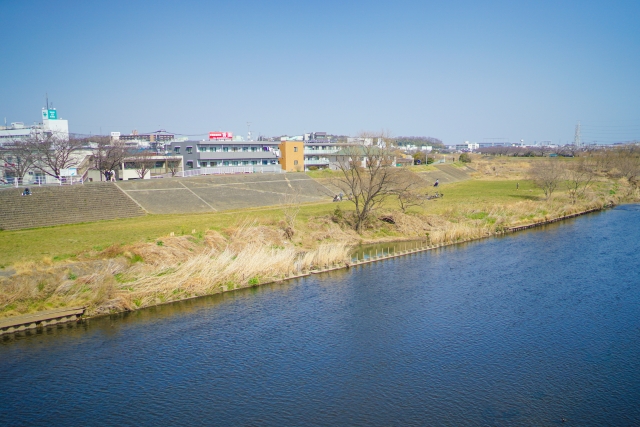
<box><xmin>42</xmin><ymin>109</ymin><xmax>57</xmax><ymax>120</ymax></box>
<box><xmin>209</xmin><ymin>132</ymin><xmax>233</xmax><ymax>140</ymax></box>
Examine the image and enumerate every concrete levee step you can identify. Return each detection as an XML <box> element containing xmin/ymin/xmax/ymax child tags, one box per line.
<box><xmin>0</xmin><ymin>183</ymin><xmax>146</xmax><ymax>230</ymax></box>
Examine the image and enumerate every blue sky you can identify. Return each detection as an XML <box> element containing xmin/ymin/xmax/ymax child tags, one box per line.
<box><xmin>1</xmin><ymin>0</ymin><xmax>639</xmax><ymax>144</ymax></box>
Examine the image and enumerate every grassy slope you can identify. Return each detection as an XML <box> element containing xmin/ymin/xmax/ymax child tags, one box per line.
<box><xmin>0</xmin><ymin>179</ymin><xmax>540</xmax><ymax>267</ymax></box>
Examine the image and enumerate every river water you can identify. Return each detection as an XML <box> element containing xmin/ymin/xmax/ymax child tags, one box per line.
<box><xmin>1</xmin><ymin>205</ymin><xmax>639</xmax><ymax>426</ymax></box>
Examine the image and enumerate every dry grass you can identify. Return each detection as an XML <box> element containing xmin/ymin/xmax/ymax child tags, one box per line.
<box><xmin>1</xmin><ymin>157</ymin><xmax>637</xmax><ymax>320</ymax></box>
<box><xmin>0</xmin><ymin>225</ymin><xmax>351</xmax><ymax>318</ymax></box>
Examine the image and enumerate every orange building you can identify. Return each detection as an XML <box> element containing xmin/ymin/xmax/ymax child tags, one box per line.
<box><xmin>278</xmin><ymin>141</ymin><xmax>304</xmax><ymax>172</ymax></box>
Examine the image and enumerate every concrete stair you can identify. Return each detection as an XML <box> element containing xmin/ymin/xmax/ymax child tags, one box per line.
<box><xmin>416</xmin><ymin>164</ymin><xmax>472</xmax><ymax>185</ymax></box>
<box><xmin>0</xmin><ymin>183</ymin><xmax>146</xmax><ymax>231</ymax></box>
<box><xmin>116</xmin><ymin>173</ymin><xmax>332</xmax><ymax>214</ymax></box>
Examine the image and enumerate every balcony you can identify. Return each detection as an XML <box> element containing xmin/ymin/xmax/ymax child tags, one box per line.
<box><xmin>304</xmin><ymin>148</ymin><xmax>340</xmax><ymax>155</ymax></box>
<box><xmin>304</xmin><ymin>158</ymin><xmax>330</xmax><ymax>165</ymax></box>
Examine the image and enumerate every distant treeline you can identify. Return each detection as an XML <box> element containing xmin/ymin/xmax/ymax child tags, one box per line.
<box><xmin>396</xmin><ymin>136</ymin><xmax>444</xmax><ymax>148</ymax></box>
<box><xmin>478</xmin><ymin>145</ymin><xmax>621</xmax><ymax>157</ymax></box>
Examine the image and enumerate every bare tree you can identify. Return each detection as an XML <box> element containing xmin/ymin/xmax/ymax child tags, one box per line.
<box><xmin>0</xmin><ymin>139</ymin><xmax>37</xmax><ymax>184</ymax></box>
<box><xmin>391</xmin><ymin>169</ymin><xmax>426</xmax><ymax>213</ymax></box>
<box><xmin>91</xmin><ymin>137</ymin><xmax>131</xmax><ymax>181</ymax></box>
<box><xmin>564</xmin><ymin>157</ymin><xmax>596</xmax><ymax>203</ymax></box>
<box><xmin>528</xmin><ymin>159</ymin><xmax>564</xmax><ymax>200</ymax></box>
<box><xmin>609</xmin><ymin>146</ymin><xmax>640</xmax><ymax>188</ymax></box>
<box><xmin>166</xmin><ymin>158</ymin><xmax>182</xmax><ymax>177</ymax></box>
<box><xmin>128</xmin><ymin>151</ymin><xmax>157</xmax><ymax>179</ymax></box>
<box><xmin>30</xmin><ymin>133</ymin><xmax>83</xmax><ymax>179</ymax></box>
<box><xmin>333</xmin><ymin>132</ymin><xmax>398</xmax><ymax>233</ymax></box>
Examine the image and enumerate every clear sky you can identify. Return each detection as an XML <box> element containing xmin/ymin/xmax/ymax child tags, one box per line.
<box><xmin>1</xmin><ymin>0</ymin><xmax>639</xmax><ymax>144</ymax></box>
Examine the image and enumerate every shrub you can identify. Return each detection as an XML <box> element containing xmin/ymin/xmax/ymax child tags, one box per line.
<box><xmin>459</xmin><ymin>153</ymin><xmax>472</xmax><ymax>163</ymax></box>
<box><xmin>332</xmin><ymin>206</ymin><xmax>343</xmax><ymax>223</ymax></box>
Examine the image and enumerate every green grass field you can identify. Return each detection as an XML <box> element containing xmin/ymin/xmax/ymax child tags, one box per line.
<box><xmin>0</xmin><ymin>179</ymin><xmax>544</xmax><ymax>267</ymax></box>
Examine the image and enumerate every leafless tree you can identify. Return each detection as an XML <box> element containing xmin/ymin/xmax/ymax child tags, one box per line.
<box><xmin>0</xmin><ymin>139</ymin><xmax>37</xmax><ymax>183</ymax></box>
<box><xmin>561</xmin><ymin>145</ymin><xmax>580</xmax><ymax>158</ymax></box>
<box><xmin>30</xmin><ymin>133</ymin><xmax>83</xmax><ymax>179</ymax></box>
<box><xmin>528</xmin><ymin>159</ymin><xmax>564</xmax><ymax>200</ymax></box>
<box><xmin>534</xmin><ymin>145</ymin><xmax>554</xmax><ymax>157</ymax></box>
<box><xmin>128</xmin><ymin>151</ymin><xmax>157</xmax><ymax>179</ymax></box>
<box><xmin>391</xmin><ymin>169</ymin><xmax>426</xmax><ymax>213</ymax></box>
<box><xmin>564</xmin><ymin>157</ymin><xmax>597</xmax><ymax>203</ymax></box>
<box><xmin>333</xmin><ymin>132</ymin><xmax>398</xmax><ymax>233</ymax></box>
<box><xmin>495</xmin><ymin>145</ymin><xmax>512</xmax><ymax>156</ymax></box>
<box><xmin>166</xmin><ymin>158</ymin><xmax>182</xmax><ymax>177</ymax></box>
<box><xmin>91</xmin><ymin>137</ymin><xmax>131</xmax><ymax>181</ymax></box>
<box><xmin>608</xmin><ymin>146</ymin><xmax>640</xmax><ymax>188</ymax></box>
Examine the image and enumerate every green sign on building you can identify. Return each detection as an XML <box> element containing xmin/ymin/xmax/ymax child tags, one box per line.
<box><xmin>47</xmin><ymin>109</ymin><xmax>57</xmax><ymax>120</ymax></box>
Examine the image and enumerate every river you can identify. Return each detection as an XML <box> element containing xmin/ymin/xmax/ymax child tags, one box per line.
<box><xmin>1</xmin><ymin>205</ymin><xmax>639</xmax><ymax>426</ymax></box>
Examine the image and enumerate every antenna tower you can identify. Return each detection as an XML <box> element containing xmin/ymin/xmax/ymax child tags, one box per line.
<box><xmin>574</xmin><ymin>121</ymin><xmax>581</xmax><ymax>147</ymax></box>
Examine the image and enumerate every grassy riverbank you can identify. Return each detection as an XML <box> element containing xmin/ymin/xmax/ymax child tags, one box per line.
<box><xmin>1</xmin><ymin>159</ymin><xmax>637</xmax><ymax>319</ymax></box>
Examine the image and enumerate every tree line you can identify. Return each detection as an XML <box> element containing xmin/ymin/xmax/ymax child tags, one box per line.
<box><xmin>529</xmin><ymin>145</ymin><xmax>640</xmax><ymax>201</ymax></box>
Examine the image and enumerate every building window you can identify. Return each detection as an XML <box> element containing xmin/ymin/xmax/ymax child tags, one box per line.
<box><xmin>232</xmin><ymin>161</ymin><xmax>239</xmax><ymax>166</ymax></box>
<box><xmin>243</xmin><ymin>147</ymin><xmax>249</xmax><ymax>152</ymax></box>
<box><xmin>200</xmin><ymin>161</ymin><xmax>208</xmax><ymax>167</ymax></box>
<box><xmin>294</xmin><ymin>160</ymin><xmax>298</xmax><ymax>165</ymax></box>
<box><xmin>155</xmin><ymin>161</ymin><xmax>164</xmax><ymax>168</ymax></box>
<box><xmin>242</xmin><ymin>161</ymin><xmax>249</xmax><ymax>165</ymax></box>
<box><xmin>262</xmin><ymin>160</ymin><xmax>268</xmax><ymax>165</ymax></box>
<box><xmin>251</xmin><ymin>147</ymin><xmax>257</xmax><ymax>152</ymax></box>
<box><xmin>251</xmin><ymin>160</ymin><xmax>257</xmax><ymax>165</ymax></box>
<box><xmin>174</xmin><ymin>147</ymin><xmax>180</xmax><ymax>154</ymax></box>
<box><xmin>186</xmin><ymin>146</ymin><xmax>193</xmax><ymax>154</ymax></box>
<box><xmin>223</xmin><ymin>161</ymin><xmax>230</xmax><ymax>166</ymax></box>
<box><xmin>294</xmin><ymin>147</ymin><xmax>298</xmax><ymax>152</ymax></box>
<box><xmin>223</xmin><ymin>147</ymin><xmax>229</xmax><ymax>152</ymax></box>
<box><xmin>187</xmin><ymin>161</ymin><xmax>193</xmax><ymax>169</ymax></box>
<box><xmin>211</xmin><ymin>161</ymin><xmax>218</xmax><ymax>167</ymax></box>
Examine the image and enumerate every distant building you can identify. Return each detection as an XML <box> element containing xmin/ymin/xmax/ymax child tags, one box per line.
<box><xmin>279</xmin><ymin>141</ymin><xmax>304</xmax><ymax>172</ymax></box>
<box><xmin>0</xmin><ymin>108</ymin><xmax>69</xmax><ymax>145</ymax></box>
<box><xmin>117</xmin><ymin>130</ymin><xmax>175</xmax><ymax>149</ymax></box>
<box><xmin>167</xmin><ymin>140</ymin><xmax>281</xmax><ymax>172</ymax></box>
<box><xmin>478</xmin><ymin>142</ymin><xmax>508</xmax><ymax>148</ymax></box>
<box><xmin>452</xmin><ymin>142</ymin><xmax>479</xmax><ymax>151</ymax></box>
<box><xmin>119</xmin><ymin>155</ymin><xmax>184</xmax><ymax>180</ymax></box>
<box><xmin>303</xmin><ymin>143</ymin><xmax>342</xmax><ymax>170</ymax></box>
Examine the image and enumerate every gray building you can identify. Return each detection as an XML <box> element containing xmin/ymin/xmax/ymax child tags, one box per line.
<box><xmin>168</xmin><ymin>140</ymin><xmax>281</xmax><ymax>171</ymax></box>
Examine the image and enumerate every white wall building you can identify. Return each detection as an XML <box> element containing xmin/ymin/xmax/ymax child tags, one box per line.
<box><xmin>0</xmin><ymin>108</ymin><xmax>69</xmax><ymax>146</ymax></box>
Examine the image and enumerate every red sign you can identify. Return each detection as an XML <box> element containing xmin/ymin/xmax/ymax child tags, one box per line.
<box><xmin>209</xmin><ymin>132</ymin><xmax>233</xmax><ymax>140</ymax></box>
